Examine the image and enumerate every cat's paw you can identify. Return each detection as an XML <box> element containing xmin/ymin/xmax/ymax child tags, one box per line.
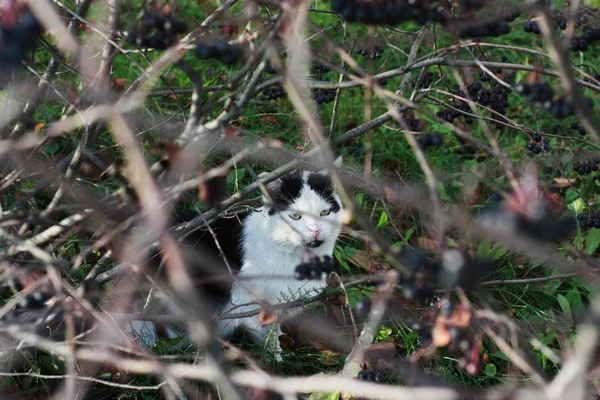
<box><xmin>294</xmin><ymin>255</ymin><xmax>334</xmax><ymax>280</ymax></box>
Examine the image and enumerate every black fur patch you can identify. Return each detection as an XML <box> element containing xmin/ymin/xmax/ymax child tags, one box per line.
<box><xmin>307</xmin><ymin>173</ymin><xmax>341</xmax><ymax>212</ymax></box>
<box><xmin>267</xmin><ymin>172</ymin><xmax>303</xmax><ymax>215</ymax></box>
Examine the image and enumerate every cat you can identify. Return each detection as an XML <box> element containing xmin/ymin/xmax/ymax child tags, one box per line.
<box><xmin>131</xmin><ymin>157</ymin><xmax>343</xmax><ymax>359</ymax></box>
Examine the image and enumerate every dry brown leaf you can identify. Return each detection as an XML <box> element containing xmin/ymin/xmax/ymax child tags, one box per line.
<box><xmin>113</xmin><ymin>78</ymin><xmax>129</xmax><ymax>91</ymax></box>
<box><xmin>278</xmin><ymin>334</ymin><xmax>294</xmax><ymax>350</ymax></box>
<box><xmin>384</xmin><ymin>186</ymin><xmax>397</xmax><ymax>202</ymax></box>
<box><xmin>258</xmin><ymin>310</ymin><xmax>277</xmax><ymax>326</ymax></box>
<box><xmin>417</xmin><ymin>236</ymin><xmax>437</xmax><ymax>251</ymax></box>
<box><xmin>553</xmin><ymin>177</ymin><xmax>577</xmax><ymax>188</ymax></box>
<box><xmin>364</xmin><ymin>338</ymin><xmax>397</xmax><ymax>363</ymax></box>
<box><xmin>349</xmin><ymin>249</ymin><xmax>371</xmax><ymax>270</ymax></box>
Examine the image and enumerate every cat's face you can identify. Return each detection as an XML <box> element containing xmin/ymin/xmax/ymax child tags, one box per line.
<box><xmin>264</xmin><ymin>169</ymin><xmax>343</xmax><ymax>252</ymax></box>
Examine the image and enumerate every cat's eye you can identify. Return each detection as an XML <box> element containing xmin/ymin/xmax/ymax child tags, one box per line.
<box><xmin>289</xmin><ymin>213</ymin><xmax>302</xmax><ymax>220</ymax></box>
<box><xmin>320</xmin><ymin>209</ymin><xmax>331</xmax><ymax>216</ymax></box>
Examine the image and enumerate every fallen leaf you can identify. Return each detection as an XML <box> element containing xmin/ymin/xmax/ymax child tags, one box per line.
<box><xmin>278</xmin><ymin>334</ymin><xmax>294</xmax><ymax>350</ymax></box>
<box><xmin>364</xmin><ymin>338</ymin><xmax>397</xmax><ymax>363</ymax></box>
<box><xmin>113</xmin><ymin>78</ymin><xmax>129</xmax><ymax>90</ymax></box>
<box><xmin>553</xmin><ymin>177</ymin><xmax>577</xmax><ymax>188</ymax></box>
<box><xmin>260</xmin><ymin>115</ymin><xmax>279</xmax><ymax>125</ymax></box>
<box><xmin>349</xmin><ymin>249</ymin><xmax>371</xmax><ymax>270</ymax></box>
<box><xmin>258</xmin><ymin>311</ymin><xmax>277</xmax><ymax>326</ymax></box>
<box><xmin>417</xmin><ymin>236</ymin><xmax>437</xmax><ymax>251</ymax></box>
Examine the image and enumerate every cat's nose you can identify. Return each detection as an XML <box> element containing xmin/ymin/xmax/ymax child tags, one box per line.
<box><xmin>310</xmin><ymin>229</ymin><xmax>320</xmax><ymax>239</ymax></box>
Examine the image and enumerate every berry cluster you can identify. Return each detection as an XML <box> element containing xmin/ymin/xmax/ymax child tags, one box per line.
<box><xmin>125</xmin><ymin>10</ymin><xmax>187</xmax><ymax>49</ymax></box>
<box><xmin>357</xmin><ymin>45</ymin><xmax>384</xmax><ymax>60</ymax></box>
<box><xmin>357</xmin><ymin>367</ymin><xmax>386</xmax><ymax>383</ymax></box>
<box><xmin>294</xmin><ymin>256</ymin><xmax>334</xmax><ymax>280</ymax></box>
<box><xmin>437</xmin><ymin>80</ymin><xmax>510</xmax><ymax>125</ymax></box>
<box><xmin>573</xmin><ymin>158</ymin><xmax>600</xmax><ymax>175</ymax></box>
<box><xmin>312</xmin><ymin>61</ymin><xmax>330</xmax><ymax>73</ymax></box>
<box><xmin>571</xmin><ymin>122</ymin><xmax>587</xmax><ymax>135</ymax></box>
<box><xmin>577</xmin><ymin>214</ymin><xmax>600</xmax><ymax>230</ymax></box>
<box><xmin>311</xmin><ymin>88</ymin><xmax>336</xmax><ymax>104</ymax></box>
<box><xmin>480</xmin><ymin>56</ymin><xmax>510</xmax><ymax>81</ymax></box>
<box><xmin>417</xmin><ymin>71</ymin><xmax>435</xmax><ymax>89</ymax></box>
<box><xmin>475</xmin><ymin>81</ymin><xmax>510</xmax><ymax>114</ymax></box>
<box><xmin>453</xmin><ymin>9</ymin><xmax>519</xmax><ymax>39</ymax></box>
<box><xmin>457</xmin><ymin>17</ymin><xmax>510</xmax><ymax>39</ymax></box>
<box><xmin>403</xmin><ymin>112</ymin><xmax>425</xmax><ymax>132</ymax></box>
<box><xmin>331</xmin><ymin>0</ymin><xmax>445</xmax><ymax>26</ymax></box>
<box><xmin>417</xmin><ymin>133</ymin><xmax>444</xmax><ymax>150</ymax></box>
<box><xmin>0</xmin><ymin>7</ymin><xmax>42</xmax><ymax>67</ymax></box>
<box><xmin>436</xmin><ymin>82</ymin><xmax>480</xmax><ymax>124</ymax></box>
<box><xmin>523</xmin><ymin>20</ymin><xmax>541</xmax><ymax>34</ymax></box>
<box><xmin>526</xmin><ymin>138</ymin><xmax>549</xmax><ymax>156</ymax></box>
<box><xmin>569</xmin><ymin>27</ymin><xmax>600</xmax><ymax>52</ymax></box>
<box><xmin>262</xmin><ymin>84</ymin><xmax>286</xmax><ymax>100</ymax></box>
<box><xmin>194</xmin><ymin>41</ymin><xmax>244</xmax><ymax>65</ymax></box>
<box><xmin>515</xmin><ymin>81</ymin><xmax>586</xmax><ymax>120</ymax></box>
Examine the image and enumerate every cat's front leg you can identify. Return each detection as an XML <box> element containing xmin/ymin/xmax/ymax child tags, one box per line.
<box><xmin>241</xmin><ymin>315</ymin><xmax>284</xmax><ymax>362</ymax></box>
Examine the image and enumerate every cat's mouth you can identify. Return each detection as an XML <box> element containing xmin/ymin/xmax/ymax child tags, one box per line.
<box><xmin>306</xmin><ymin>239</ymin><xmax>324</xmax><ymax>248</ymax></box>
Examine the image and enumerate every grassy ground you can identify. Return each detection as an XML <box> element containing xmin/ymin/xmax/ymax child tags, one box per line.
<box><xmin>3</xmin><ymin>0</ymin><xmax>600</xmax><ymax>398</ymax></box>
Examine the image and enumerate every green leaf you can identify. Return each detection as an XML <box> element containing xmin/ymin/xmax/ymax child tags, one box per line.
<box><xmin>334</xmin><ymin>247</ymin><xmax>350</xmax><ymax>272</ymax></box>
<box><xmin>586</xmin><ymin>228</ymin><xmax>600</xmax><ymax>255</ymax></box>
<box><xmin>484</xmin><ymin>363</ymin><xmax>497</xmax><ymax>377</ymax></box>
<box><xmin>375</xmin><ymin>325</ymin><xmax>392</xmax><ymax>341</ymax></box>
<box><xmin>568</xmin><ymin>197</ymin><xmax>586</xmax><ymax>214</ymax></box>
<box><xmin>556</xmin><ymin>294</ymin><xmax>573</xmax><ymax>321</ymax></box>
<box><xmin>309</xmin><ymin>391</ymin><xmax>340</xmax><ymax>400</ymax></box>
<box><xmin>376</xmin><ymin>211</ymin><xmax>389</xmax><ymax>229</ymax></box>
<box><xmin>43</xmin><ymin>141</ymin><xmax>60</xmax><ymax>155</ymax></box>
<box><xmin>404</xmin><ymin>227</ymin><xmax>415</xmax><ymax>242</ymax></box>
<box><xmin>355</xmin><ymin>192</ymin><xmax>365</xmax><ymax>207</ymax></box>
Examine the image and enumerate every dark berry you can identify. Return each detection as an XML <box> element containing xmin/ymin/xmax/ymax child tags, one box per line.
<box><xmin>358</xmin><ymin>370</ymin><xmax>369</xmax><ymax>381</ymax></box>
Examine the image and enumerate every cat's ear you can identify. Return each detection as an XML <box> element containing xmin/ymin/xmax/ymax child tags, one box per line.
<box><xmin>259</xmin><ymin>172</ymin><xmax>282</xmax><ymax>203</ymax></box>
<box><xmin>318</xmin><ymin>156</ymin><xmax>343</xmax><ymax>175</ymax></box>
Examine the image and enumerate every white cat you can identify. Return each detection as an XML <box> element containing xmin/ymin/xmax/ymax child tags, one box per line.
<box><xmin>131</xmin><ymin>158</ymin><xmax>343</xmax><ymax>359</ymax></box>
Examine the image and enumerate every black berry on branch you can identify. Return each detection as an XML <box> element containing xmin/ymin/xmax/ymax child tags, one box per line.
<box><xmin>578</xmin><ymin>213</ymin><xmax>600</xmax><ymax>230</ymax></box>
<box><xmin>529</xmin><ymin>131</ymin><xmax>542</xmax><ymax>142</ymax></box>
<box><xmin>573</xmin><ymin>157</ymin><xmax>600</xmax><ymax>176</ymax></box>
<box><xmin>357</xmin><ymin>366</ymin><xmax>387</xmax><ymax>383</ymax></box>
<box><xmin>403</xmin><ymin>112</ymin><xmax>425</xmax><ymax>132</ymax></box>
<box><xmin>571</xmin><ymin>122</ymin><xmax>587</xmax><ymax>135</ymax></box>
<box><xmin>262</xmin><ymin>84</ymin><xmax>286</xmax><ymax>100</ymax></box>
<box><xmin>357</xmin><ymin>45</ymin><xmax>384</xmax><ymax>60</ymax></box>
<box><xmin>331</xmin><ymin>0</ymin><xmax>445</xmax><ymax>26</ymax></box>
<box><xmin>125</xmin><ymin>9</ymin><xmax>186</xmax><ymax>50</ymax></box>
<box><xmin>312</xmin><ymin>61</ymin><xmax>331</xmax><ymax>73</ymax></box>
<box><xmin>523</xmin><ymin>20</ymin><xmax>540</xmax><ymax>34</ymax></box>
<box><xmin>417</xmin><ymin>71</ymin><xmax>435</xmax><ymax>89</ymax></box>
<box><xmin>417</xmin><ymin>133</ymin><xmax>444</xmax><ymax>150</ymax></box>
<box><xmin>194</xmin><ymin>41</ymin><xmax>244</xmax><ymax>65</ymax></box>
<box><xmin>457</xmin><ymin>18</ymin><xmax>510</xmax><ymax>39</ymax></box>
<box><xmin>311</xmin><ymin>88</ymin><xmax>336</xmax><ymax>104</ymax></box>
